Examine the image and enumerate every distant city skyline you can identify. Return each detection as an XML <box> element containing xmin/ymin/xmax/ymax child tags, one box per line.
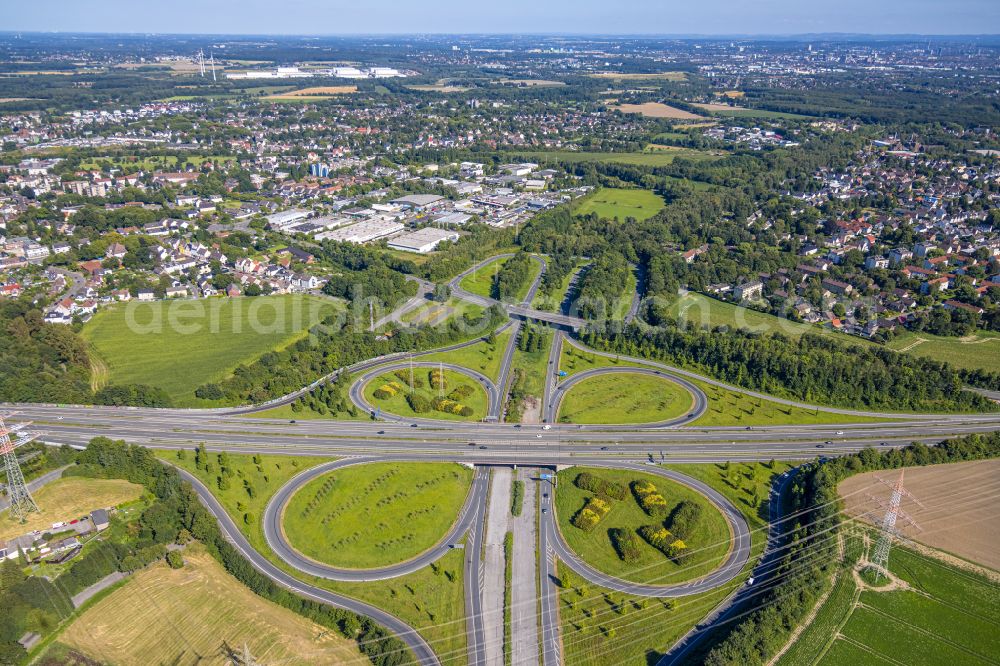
<box><xmin>7</xmin><ymin>0</ymin><xmax>1000</xmax><ymax>37</ymax></box>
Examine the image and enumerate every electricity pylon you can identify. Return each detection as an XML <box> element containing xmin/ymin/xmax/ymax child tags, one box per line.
<box><xmin>0</xmin><ymin>413</ymin><xmax>42</xmax><ymax>522</ymax></box>
<box><xmin>867</xmin><ymin>470</ymin><xmax>923</xmax><ymax>582</ymax></box>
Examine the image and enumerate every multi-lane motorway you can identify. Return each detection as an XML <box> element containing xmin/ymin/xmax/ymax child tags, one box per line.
<box><xmin>12</xmin><ymin>255</ymin><xmax>1000</xmax><ymax>666</ymax></box>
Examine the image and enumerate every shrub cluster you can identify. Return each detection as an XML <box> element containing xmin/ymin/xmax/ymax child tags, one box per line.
<box><xmin>575</xmin><ymin>472</ymin><xmax>627</xmax><ymax>500</ymax></box>
<box><xmin>571</xmin><ymin>496</ymin><xmax>611</xmax><ymax>532</ymax></box>
<box><xmin>631</xmin><ymin>480</ymin><xmax>669</xmax><ymax>518</ymax></box>
<box><xmin>407</xmin><ymin>392</ymin><xmax>430</xmax><ymax>413</ymax></box>
<box><xmin>667</xmin><ymin>500</ymin><xmax>703</xmax><ymax>541</ymax></box>
<box><xmin>638</xmin><ymin>525</ymin><xmax>687</xmax><ymax>561</ymax></box>
<box><xmin>609</xmin><ymin>528</ymin><xmax>644</xmax><ymax>563</ymax></box>
<box><xmin>448</xmin><ymin>384</ymin><xmax>475</xmax><ymax>400</ymax></box>
<box><xmin>431</xmin><ymin>396</ymin><xmax>474</xmax><ymax>416</ymax></box>
<box><xmin>373</xmin><ymin>381</ymin><xmax>404</xmax><ymax>400</ymax></box>
<box><xmin>429</xmin><ymin>369</ymin><xmax>447</xmax><ymax>390</ymax></box>
<box><xmin>393</xmin><ymin>369</ymin><xmax>423</xmax><ymax>388</ymax></box>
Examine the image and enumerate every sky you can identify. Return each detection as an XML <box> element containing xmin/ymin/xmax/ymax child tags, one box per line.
<box><xmin>6</xmin><ymin>0</ymin><xmax>1000</xmax><ymax>36</ymax></box>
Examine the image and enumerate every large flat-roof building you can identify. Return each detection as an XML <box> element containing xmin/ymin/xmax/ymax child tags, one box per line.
<box><xmin>387</xmin><ymin>227</ymin><xmax>460</xmax><ymax>254</ymax></box>
<box><xmin>317</xmin><ymin>217</ymin><xmax>404</xmax><ymax>244</ymax></box>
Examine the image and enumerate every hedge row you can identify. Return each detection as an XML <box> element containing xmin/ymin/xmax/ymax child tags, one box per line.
<box><xmin>575</xmin><ymin>472</ymin><xmax>627</xmax><ymax>501</ymax></box>
<box><xmin>632</xmin><ymin>480</ymin><xmax>669</xmax><ymax>518</ymax></box>
<box><xmin>571</xmin><ymin>496</ymin><xmax>611</xmax><ymax>532</ymax></box>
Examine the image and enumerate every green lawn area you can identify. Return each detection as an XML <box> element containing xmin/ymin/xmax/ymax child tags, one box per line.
<box><xmin>508</xmin><ymin>149</ymin><xmax>717</xmax><ymax>167</ymax></box>
<box><xmin>159</xmin><ymin>449</ymin><xmax>332</xmax><ymax>534</ymax></box>
<box><xmin>555</xmin><ymin>467</ymin><xmax>730</xmax><ymax>586</ymax></box>
<box><xmin>886</xmin><ymin>330</ymin><xmax>1000</xmax><ymax>374</ymax></box>
<box><xmin>811</xmin><ymin>544</ymin><xmax>1000</xmax><ymax>666</ymax></box>
<box><xmin>158</xmin><ymin>450</ymin><xmax>468</xmax><ymax>665</ymax></box>
<box><xmin>556</xmin><ymin>461</ymin><xmax>791</xmax><ymax>666</ymax></box>
<box><xmin>82</xmin><ymin>295</ymin><xmax>339</xmax><ymax>407</ymax></box>
<box><xmin>668</xmin><ymin>292</ymin><xmax>873</xmax><ymax>348</ymax></box>
<box><xmin>531</xmin><ymin>259</ymin><xmax>588</xmax><ymax>311</ymax></box>
<box><xmin>418</xmin><ymin>326</ymin><xmax>512</xmax><ymax>381</ymax></box>
<box><xmin>558</xmin><ymin>372</ymin><xmax>693</xmax><ymax>424</ymax></box>
<box><xmin>575</xmin><ymin>187</ymin><xmax>665</xmax><ymax>222</ymax></box>
<box><xmin>510</xmin><ymin>327</ymin><xmax>553</xmax><ymax>400</ymax></box>
<box><xmin>458</xmin><ymin>256</ymin><xmax>509</xmax><ymax>298</ymax></box>
<box><xmin>559</xmin><ymin>340</ymin><xmax>645</xmax><ymax>378</ymax></box>
<box><xmin>282</xmin><ymin>462</ymin><xmax>473</xmax><ymax>569</ymax></box>
<box><xmin>364</xmin><ymin>368</ymin><xmax>489</xmax><ymax>421</ymax></box>
<box><xmin>692</xmin><ymin>380</ymin><xmax>895</xmax><ymax>426</ymax></box>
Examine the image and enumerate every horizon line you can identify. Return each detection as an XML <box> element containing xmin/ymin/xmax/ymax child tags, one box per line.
<box><xmin>3</xmin><ymin>30</ymin><xmax>1000</xmax><ymax>39</ymax></box>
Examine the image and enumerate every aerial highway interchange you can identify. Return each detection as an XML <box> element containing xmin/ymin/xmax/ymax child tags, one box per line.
<box><xmin>9</xmin><ymin>256</ymin><xmax>1000</xmax><ymax>666</ymax></box>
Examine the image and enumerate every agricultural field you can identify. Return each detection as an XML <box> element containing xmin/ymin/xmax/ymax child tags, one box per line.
<box><xmin>263</xmin><ymin>86</ymin><xmax>357</xmax><ymax>100</ymax></box>
<box><xmin>839</xmin><ymin>459</ymin><xmax>1000</xmax><ymax>570</ymax></box>
<box><xmin>418</xmin><ymin>326</ymin><xmax>512</xmax><ymax>381</ymax></box>
<box><xmin>785</xmin><ymin>540</ymin><xmax>1000</xmax><ymax>666</ymax></box>
<box><xmin>508</xmin><ymin>149</ymin><xmax>716</xmax><ymax>167</ymax></box>
<box><xmin>691</xmin><ymin>102</ymin><xmax>813</xmax><ymax>119</ymax></box>
<box><xmin>56</xmin><ymin>545</ymin><xmax>362</xmax><ymax>666</ymax></box>
<box><xmin>557</xmin><ymin>372</ymin><xmax>693</xmax><ymax>424</ymax></box>
<box><xmin>363</xmin><ymin>367</ymin><xmax>489</xmax><ymax>421</ymax></box>
<box><xmin>82</xmin><ymin>295</ymin><xmax>339</xmax><ymax>406</ymax></box>
<box><xmin>610</xmin><ymin>102</ymin><xmax>702</xmax><ymax>119</ymax></box>
<box><xmin>574</xmin><ymin>187</ymin><xmax>666</xmax><ymax>222</ymax></box>
<box><xmin>886</xmin><ymin>330</ymin><xmax>1000</xmax><ymax>373</ymax></box>
<box><xmin>282</xmin><ymin>462</ymin><xmax>473</xmax><ymax>568</ymax></box>
<box><xmin>590</xmin><ymin>71</ymin><xmax>688</xmax><ymax>82</ymax></box>
<box><xmin>554</xmin><ymin>466</ymin><xmax>730</xmax><ymax>586</ymax></box>
<box><xmin>0</xmin><ymin>477</ymin><xmax>143</xmax><ymax>541</ymax></box>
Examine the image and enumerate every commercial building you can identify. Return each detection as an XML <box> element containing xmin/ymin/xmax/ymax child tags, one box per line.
<box><xmin>387</xmin><ymin>227</ymin><xmax>460</xmax><ymax>254</ymax></box>
<box><xmin>317</xmin><ymin>217</ymin><xmax>404</xmax><ymax>244</ymax></box>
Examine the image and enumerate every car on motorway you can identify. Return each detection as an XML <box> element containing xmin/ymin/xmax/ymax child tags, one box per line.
<box><xmin>836</xmin><ymin>430</ymin><xmax>845</xmax><ymax>435</ymax></box>
<box><xmin>880</xmin><ymin>441</ymin><xmax>888</xmax><ymax>446</ymax></box>
<box><xmin>479</xmin><ymin>445</ymin><xmax>488</xmax><ymax>449</ymax></box>
<box><xmin>816</xmin><ymin>443</ymin><xmax>826</xmax><ymax>448</ymax></box>
<box><xmin>411</xmin><ymin>423</ymin><xmax>418</xmax><ymax>428</ymax></box>
<box><xmin>542</xmin><ymin>508</ymin><xmax>548</xmax><ymax>514</ymax></box>
<box><xmin>377</xmin><ymin>430</ymin><xmax>385</xmax><ymax>434</ymax></box>
<box><xmin>600</xmin><ymin>446</ymin><xmax>609</xmax><ymax>450</ymax></box>
<box><xmin>536</xmin><ymin>434</ymin><xmax>542</xmax><ymax>438</ymax></box>
<box><xmin>542</xmin><ymin>424</ymin><xmax>551</xmax><ymax>430</ymax></box>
